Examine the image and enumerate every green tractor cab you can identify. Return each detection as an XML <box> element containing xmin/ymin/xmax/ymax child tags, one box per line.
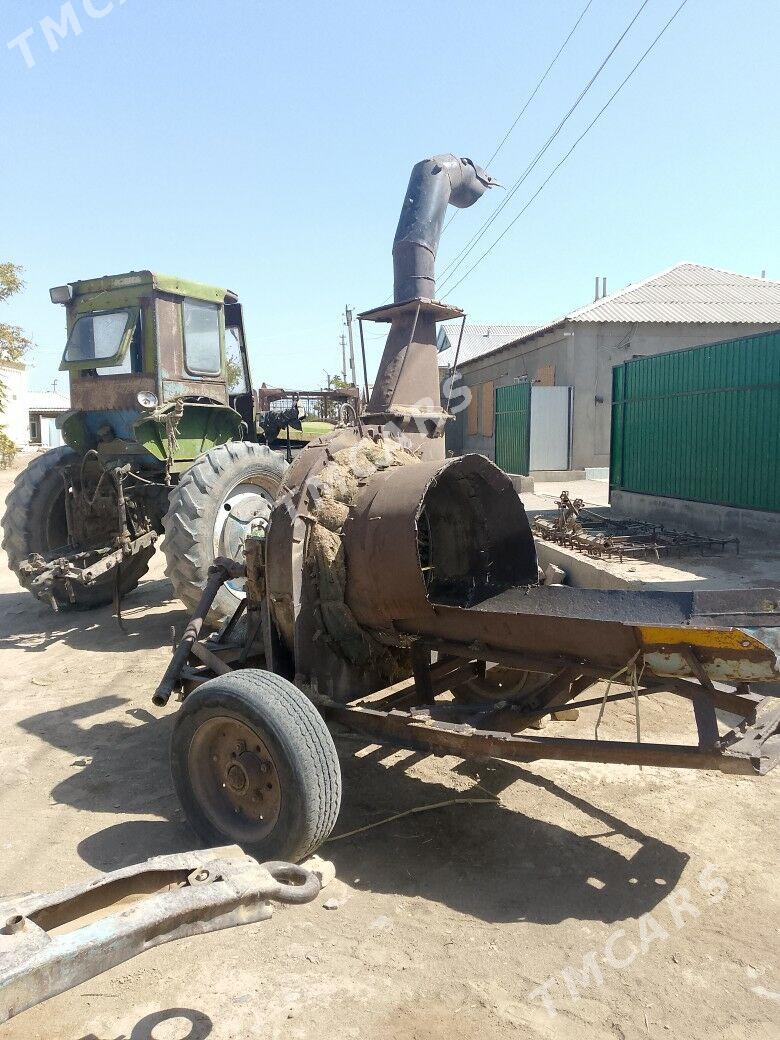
<box><xmin>2</xmin><ymin>271</ymin><xmax>287</xmax><ymax>619</ymax></box>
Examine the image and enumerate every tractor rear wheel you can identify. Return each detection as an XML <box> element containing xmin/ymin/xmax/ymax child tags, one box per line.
<box><xmin>2</xmin><ymin>446</ymin><xmax>154</xmax><ymax>610</ymax></box>
<box><xmin>162</xmin><ymin>441</ymin><xmax>286</xmax><ymax>622</ymax></box>
<box><xmin>171</xmin><ymin>670</ymin><xmax>341</xmax><ymax>863</ymax></box>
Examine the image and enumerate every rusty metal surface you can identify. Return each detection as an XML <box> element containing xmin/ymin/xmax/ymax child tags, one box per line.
<box><xmin>344</xmin><ymin>452</ymin><xmax>538</xmax><ymax>631</ymax></box>
<box><xmin>533</xmin><ymin>492</ymin><xmax>740</xmax><ymax>561</ymax></box>
<box><xmin>320</xmin><ymin>695</ymin><xmax>777</xmax><ymax>775</ymax></box>
<box><xmin>362</xmin><ymin>156</ymin><xmax>495</xmax><ymax>456</ymax></box>
<box><xmin>22</xmin><ymin>530</ymin><xmax>157</xmax><ymax>601</ymax></box>
<box><xmin>155</xmin><ymin>293</ymin><xmax>228</xmax><ymax>405</ymax></box>
<box><xmin>69</xmin><ymin>372</ymin><xmax>157</xmax><ymax>413</ymax></box>
<box><xmin>158</xmin><ymin>150</ymin><xmax>780</xmax><ymax>801</ymax></box>
<box><xmin>154</xmin><ymin>557</ymin><xmax>245</xmax><ymax>706</ymax></box>
<box><xmin>341</xmin><ymin>449</ymin><xmax>780</xmax><ymax>680</ymax></box>
<box><xmin>0</xmin><ymin>847</ymin><xmax>320</xmax><ymax>1025</ymax></box>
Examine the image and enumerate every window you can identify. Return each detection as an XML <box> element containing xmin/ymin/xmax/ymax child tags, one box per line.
<box><xmin>96</xmin><ymin>314</ymin><xmax>143</xmax><ymax>375</ymax></box>
<box><xmin>225</xmin><ymin>324</ymin><xmax>248</xmax><ymax>394</ymax></box>
<box><xmin>63</xmin><ymin>308</ymin><xmax>135</xmax><ymax>364</ymax></box>
<box><xmin>183</xmin><ymin>299</ymin><xmax>221</xmax><ymax>376</ymax></box>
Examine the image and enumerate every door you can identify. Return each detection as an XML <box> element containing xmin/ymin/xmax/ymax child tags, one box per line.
<box><xmin>494</xmin><ymin>382</ymin><xmax>531</xmax><ymax>475</ymax></box>
<box><xmin>42</xmin><ymin>416</ymin><xmax>64</xmax><ymax>448</ymax></box>
<box><xmin>529</xmin><ymin>386</ymin><xmax>572</xmax><ymax>471</ymax></box>
<box><xmin>224</xmin><ymin>301</ymin><xmax>256</xmax><ymax>439</ymax></box>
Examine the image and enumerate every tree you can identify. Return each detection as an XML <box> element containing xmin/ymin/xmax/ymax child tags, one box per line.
<box><xmin>328</xmin><ymin>374</ymin><xmax>352</xmax><ymax>391</ymax></box>
<box><xmin>0</xmin><ymin>262</ymin><xmax>33</xmax><ymax>414</ymax></box>
<box><xmin>225</xmin><ymin>351</ymin><xmax>244</xmax><ymax>392</ymax></box>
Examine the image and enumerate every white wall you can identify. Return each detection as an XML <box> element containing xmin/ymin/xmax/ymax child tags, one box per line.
<box><xmin>0</xmin><ymin>362</ymin><xmax>29</xmax><ymax>446</ymax></box>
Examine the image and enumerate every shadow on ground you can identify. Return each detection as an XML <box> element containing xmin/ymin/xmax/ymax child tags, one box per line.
<box><xmin>0</xmin><ymin>580</ymin><xmax>188</xmax><ymax>654</ymax></box>
<box><xmin>21</xmin><ymin>689</ymin><xmax>687</xmax><ymax>926</ymax></box>
<box><xmin>77</xmin><ymin>1007</ymin><xmax>214</xmax><ymax>1040</ymax></box>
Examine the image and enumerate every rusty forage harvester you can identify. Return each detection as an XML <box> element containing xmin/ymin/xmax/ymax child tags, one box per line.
<box><xmin>262</xmin><ymin>155</ymin><xmax>527</xmax><ymax>698</ymax></box>
<box><xmin>154</xmin><ymin>155</ymin><xmax>778</xmax><ymax>870</ymax></box>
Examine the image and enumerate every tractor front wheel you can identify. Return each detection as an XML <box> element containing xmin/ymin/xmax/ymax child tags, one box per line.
<box><xmin>162</xmin><ymin>442</ymin><xmax>287</xmax><ymax>623</ymax></box>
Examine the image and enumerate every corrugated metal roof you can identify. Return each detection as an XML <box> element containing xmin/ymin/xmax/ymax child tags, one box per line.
<box><xmin>460</xmin><ymin>263</ymin><xmax>780</xmax><ymax>366</ymax></box>
<box><xmin>566</xmin><ymin>263</ymin><xmax>780</xmax><ymax>324</ymax></box>
<box><xmin>28</xmin><ymin>390</ymin><xmax>71</xmax><ymax>412</ymax></box>
<box><xmin>437</xmin><ymin>323</ymin><xmax>540</xmax><ymax>367</ymax></box>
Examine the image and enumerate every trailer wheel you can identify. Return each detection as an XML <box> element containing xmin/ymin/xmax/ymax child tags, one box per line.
<box><xmin>459</xmin><ymin>665</ymin><xmax>550</xmax><ymax>702</ymax></box>
<box><xmin>171</xmin><ymin>670</ymin><xmax>341</xmax><ymax>863</ymax></box>
<box><xmin>162</xmin><ymin>442</ymin><xmax>286</xmax><ymax>623</ymax></box>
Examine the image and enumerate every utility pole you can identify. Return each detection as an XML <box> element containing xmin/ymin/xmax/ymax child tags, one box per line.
<box><xmin>339</xmin><ymin>334</ymin><xmax>347</xmax><ymax>381</ymax></box>
<box><xmin>344</xmin><ymin>306</ymin><xmax>357</xmax><ymax>387</ymax></box>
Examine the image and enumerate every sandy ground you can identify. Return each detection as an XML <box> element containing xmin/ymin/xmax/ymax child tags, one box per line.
<box><xmin>0</xmin><ymin>454</ymin><xmax>778</xmax><ymax>1040</ymax></box>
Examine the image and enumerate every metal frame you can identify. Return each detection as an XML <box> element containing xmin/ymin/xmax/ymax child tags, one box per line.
<box><xmin>155</xmin><ymin>563</ymin><xmax>780</xmax><ymax>779</ymax></box>
<box><xmin>0</xmin><ymin>847</ymin><xmax>319</xmax><ymax>1025</ymax></box>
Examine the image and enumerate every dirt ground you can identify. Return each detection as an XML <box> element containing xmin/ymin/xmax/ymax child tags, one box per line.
<box><xmin>0</xmin><ymin>453</ymin><xmax>777</xmax><ymax>1040</ymax></box>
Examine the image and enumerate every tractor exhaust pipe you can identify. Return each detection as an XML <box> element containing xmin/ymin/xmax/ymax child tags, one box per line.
<box><xmin>364</xmin><ymin>155</ymin><xmax>496</xmax><ymax>457</ymax></box>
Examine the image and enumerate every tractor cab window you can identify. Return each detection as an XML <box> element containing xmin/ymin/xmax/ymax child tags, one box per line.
<box><xmin>183</xmin><ymin>299</ymin><xmax>221</xmax><ymax>376</ymax></box>
<box><xmin>225</xmin><ymin>324</ymin><xmax>248</xmax><ymax>394</ymax></box>
<box><xmin>96</xmin><ymin>313</ymin><xmax>143</xmax><ymax>375</ymax></box>
<box><xmin>63</xmin><ymin>308</ymin><xmax>136</xmax><ymax>365</ymax></box>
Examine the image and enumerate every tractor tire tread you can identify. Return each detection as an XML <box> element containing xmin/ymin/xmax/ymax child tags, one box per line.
<box><xmin>1</xmin><ymin>446</ymin><xmax>153</xmax><ymax>610</ymax></box>
<box><xmin>161</xmin><ymin>441</ymin><xmax>285</xmax><ymax>621</ymax></box>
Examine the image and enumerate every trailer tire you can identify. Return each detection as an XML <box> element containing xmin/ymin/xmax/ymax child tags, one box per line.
<box><xmin>162</xmin><ymin>441</ymin><xmax>286</xmax><ymax>623</ymax></box>
<box><xmin>1</xmin><ymin>446</ymin><xmax>154</xmax><ymax>610</ymax></box>
<box><xmin>171</xmin><ymin>670</ymin><xmax>341</xmax><ymax>863</ymax></box>
<box><xmin>460</xmin><ymin>665</ymin><xmax>551</xmax><ymax>702</ymax></box>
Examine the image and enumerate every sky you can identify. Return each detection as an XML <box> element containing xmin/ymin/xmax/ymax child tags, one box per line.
<box><xmin>2</xmin><ymin>0</ymin><xmax>779</xmax><ymax>393</ymax></box>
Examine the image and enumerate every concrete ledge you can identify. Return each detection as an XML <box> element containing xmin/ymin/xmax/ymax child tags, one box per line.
<box><xmin>535</xmin><ymin>540</ymin><xmax>637</xmax><ymax>590</ymax></box>
<box><xmin>508</xmin><ymin>472</ymin><xmax>534</xmax><ymax>493</ymax></box>
<box><xmin>531</xmin><ymin>469</ymin><xmax>585</xmax><ymax>482</ymax></box>
<box><xmin>585</xmin><ymin>467</ymin><xmax>609</xmax><ymax>481</ymax></box>
<box><xmin>610</xmin><ymin>489</ymin><xmax>780</xmax><ymax>544</ymax></box>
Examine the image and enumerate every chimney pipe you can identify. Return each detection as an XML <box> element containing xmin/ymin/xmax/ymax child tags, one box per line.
<box><xmin>363</xmin><ymin>155</ymin><xmax>495</xmax><ymax>458</ymax></box>
<box><xmin>594</xmin><ymin>276</ymin><xmax>600</xmax><ymax>302</ymax></box>
<box><xmin>392</xmin><ymin>155</ymin><xmax>496</xmax><ymax>302</ymax></box>
<box><xmin>602</xmin><ymin>276</ymin><xmax>607</xmax><ymax>298</ymax></box>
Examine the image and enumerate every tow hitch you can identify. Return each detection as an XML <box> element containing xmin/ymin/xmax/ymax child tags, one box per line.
<box><xmin>0</xmin><ymin>846</ymin><xmax>320</xmax><ymax>1024</ymax></box>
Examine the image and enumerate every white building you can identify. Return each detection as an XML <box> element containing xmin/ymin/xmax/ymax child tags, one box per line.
<box><xmin>0</xmin><ymin>360</ymin><xmax>29</xmax><ymax>446</ymax></box>
<box><xmin>28</xmin><ymin>390</ymin><xmax>71</xmax><ymax>448</ymax></box>
<box><xmin>442</xmin><ymin>263</ymin><xmax>780</xmax><ymax>474</ymax></box>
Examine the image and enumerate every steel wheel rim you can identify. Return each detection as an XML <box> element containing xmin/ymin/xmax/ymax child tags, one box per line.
<box><xmin>188</xmin><ymin>715</ymin><xmax>282</xmax><ymax>843</ymax></box>
<box><xmin>213</xmin><ymin>480</ymin><xmax>275</xmax><ymax>599</ymax></box>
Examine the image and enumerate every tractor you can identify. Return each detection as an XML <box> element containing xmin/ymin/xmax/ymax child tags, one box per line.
<box><xmin>1</xmin><ymin>273</ymin><xmax>291</xmax><ymax>620</ymax></box>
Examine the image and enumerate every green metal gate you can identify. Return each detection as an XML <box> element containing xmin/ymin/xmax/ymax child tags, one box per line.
<box><xmin>495</xmin><ymin>382</ymin><xmax>531</xmax><ymax>475</ymax></box>
<box><xmin>611</xmin><ymin>330</ymin><xmax>780</xmax><ymax>511</ymax></box>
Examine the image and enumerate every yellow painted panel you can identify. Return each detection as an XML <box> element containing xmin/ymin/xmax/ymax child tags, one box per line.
<box><xmin>638</xmin><ymin>626</ymin><xmax>766</xmax><ymax>651</ymax></box>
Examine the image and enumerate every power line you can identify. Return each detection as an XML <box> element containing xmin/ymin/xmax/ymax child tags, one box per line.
<box><xmin>485</xmin><ymin>0</ymin><xmax>595</xmax><ymax>169</ymax></box>
<box><xmin>442</xmin><ymin>0</ymin><xmax>595</xmax><ymax>237</ymax></box>
<box><xmin>442</xmin><ymin>0</ymin><xmax>690</xmax><ymax>298</ymax></box>
<box><xmin>437</xmin><ymin>0</ymin><xmax>652</xmax><ymax>291</ymax></box>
